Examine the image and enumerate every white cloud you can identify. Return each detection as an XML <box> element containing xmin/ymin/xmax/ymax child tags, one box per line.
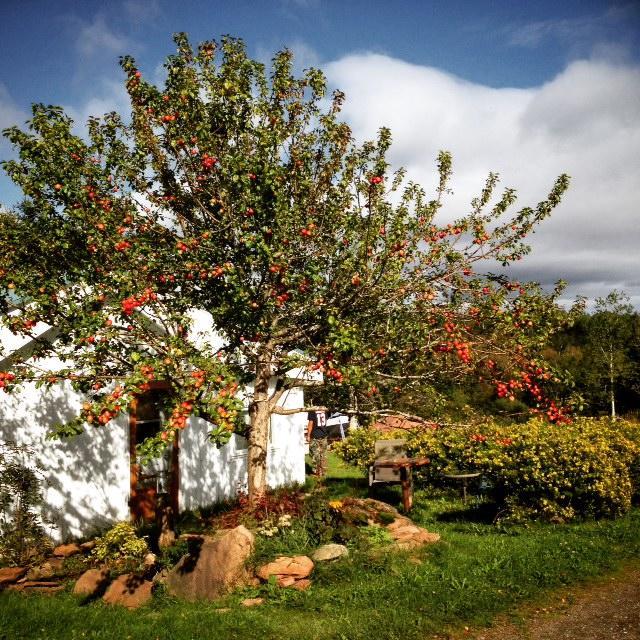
<box><xmin>506</xmin><ymin>4</ymin><xmax>640</xmax><ymax>49</ymax></box>
<box><xmin>75</xmin><ymin>15</ymin><xmax>130</xmax><ymax>58</ymax></box>
<box><xmin>123</xmin><ymin>0</ymin><xmax>162</xmax><ymax>23</ymax></box>
<box><xmin>64</xmin><ymin>79</ymin><xmax>131</xmax><ymax>133</ymax></box>
<box><xmin>324</xmin><ymin>53</ymin><xmax>640</xmax><ymax>307</ymax></box>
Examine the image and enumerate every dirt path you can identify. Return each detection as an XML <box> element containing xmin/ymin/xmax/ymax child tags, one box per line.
<box><xmin>464</xmin><ymin>563</ymin><xmax>640</xmax><ymax>640</ymax></box>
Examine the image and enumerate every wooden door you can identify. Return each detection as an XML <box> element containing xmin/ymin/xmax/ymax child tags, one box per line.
<box><xmin>129</xmin><ymin>384</ymin><xmax>179</xmax><ymax>521</ymax></box>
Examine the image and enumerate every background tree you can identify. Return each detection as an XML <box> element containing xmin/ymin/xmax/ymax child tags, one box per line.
<box><xmin>1</xmin><ymin>34</ymin><xmax>576</xmax><ymax>501</ymax></box>
<box><xmin>549</xmin><ymin>292</ymin><xmax>639</xmax><ymax>417</ymax></box>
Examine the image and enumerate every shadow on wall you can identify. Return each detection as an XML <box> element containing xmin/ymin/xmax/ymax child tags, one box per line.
<box><xmin>0</xmin><ymin>381</ymin><xmax>129</xmax><ymax>542</ymax></box>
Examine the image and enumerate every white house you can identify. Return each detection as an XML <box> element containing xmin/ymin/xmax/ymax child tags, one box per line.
<box><xmin>0</xmin><ymin>310</ymin><xmax>308</xmax><ymax>542</ymax></box>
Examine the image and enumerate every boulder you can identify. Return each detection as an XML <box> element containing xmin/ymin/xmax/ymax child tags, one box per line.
<box><xmin>103</xmin><ymin>573</ymin><xmax>153</xmax><ymax>609</ymax></box>
<box><xmin>0</xmin><ymin>566</ymin><xmax>27</xmax><ymax>585</ymax></box>
<box><xmin>53</xmin><ymin>543</ymin><xmax>82</xmax><ymax>558</ymax></box>
<box><xmin>312</xmin><ymin>544</ymin><xmax>349</xmax><ymax>562</ymax></box>
<box><xmin>166</xmin><ymin>526</ymin><xmax>254</xmax><ymax>601</ymax></box>
<box><xmin>257</xmin><ymin>555</ymin><xmax>314</xmax><ymax>581</ymax></box>
<box><xmin>73</xmin><ymin>568</ymin><xmax>110</xmax><ymax>597</ymax></box>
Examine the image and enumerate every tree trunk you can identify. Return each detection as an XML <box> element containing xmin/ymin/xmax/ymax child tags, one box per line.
<box><xmin>610</xmin><ymin>353</ymin><xmax>616</xmax><ymax>419</ymax></box>
<box><xmin>247</xmin><ymin>350</ymin><xmax>272</xmax><ymax>503</ymax></box>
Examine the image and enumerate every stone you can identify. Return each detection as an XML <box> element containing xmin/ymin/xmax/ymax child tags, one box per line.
<box><xmin>276</xmin><ymin>575</ymin><xmax>297</xmax><ymax>587</ymax></box>
<box><xmin>166</xmin><ymin>526</ymin><xmax>254</xmax><ymax>602</ymax></box>
<box><xmin>257</xmin><ymin>555</ymin><xmax>314</xmax><ymax>582</ymax></box>
<box><xmin>80</xmin><ymin>540</ymin><xmax>96</xmax><ymax>552</ymax></box>
<box><xmin>386</xmin><ymin>517</ymin><xmax>440</xmax><ymax>548</ymax></box>
<box><xmin>25</xmin><ymin>562</ymin><xmax>54</xmax><ymax>581</ymax></box>
<box><xmin>46</xmin><ymin>557</ymin><xmax>65</xmax><ymax>571</ymax></box>
<box><xmin>73</xmin><ymin>568</ymin><xmax>110</xmax><ymax>597</ymax></box>
<box><xmin>0</xmin><ymin>566</ymin><xmax>27</xmax><ymax>585</ymax></box>
<box><xmin>8</xmin><ymin>580</ymin><xmax>64</xmax><ymax>593</ymax></box>
<box><xmin>53</xmin><ymin>543</ymin><xmax>82</xmax><ymax>558</ymax></box>
<box><xmin>312</xmin><ymin>544</ymin><xmax>349</xmax><ymax>562</ymax></box>
<box><xmin>143</xmin><ymin>552</ymin><xmax>158</xmax><ymax>569</ymax></box>
<box><xmin>241</xmin><ymin>597</ymin><xmax>264</xmax><ymax>607</ymax></box>
<box><xmin>289</xmin><ymin>578</ymin><xmax>312</xmax><ymax>591</ymax></box>
<box><xmin>103</xmin><ymin>573</ymin><xmax>153</xmax><ymax>609</ymax></box>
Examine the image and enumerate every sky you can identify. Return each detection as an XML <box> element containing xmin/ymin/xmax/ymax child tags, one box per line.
<box><xmin>1</xmin><ymin>0</ymin><xmax>639</xmax><ymax>308</ymax></box>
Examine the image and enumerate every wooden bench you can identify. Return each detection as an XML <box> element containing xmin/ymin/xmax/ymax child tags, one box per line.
<box><xmin>369</xmin><ymin>439</ymin><xmax>429</xmax><ymax>512</ymax></box>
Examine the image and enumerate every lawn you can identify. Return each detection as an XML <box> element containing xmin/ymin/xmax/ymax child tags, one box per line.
<box><xmin>2</xmin><ymin>454</ymin><xmax>640</xmax><ymax>640</ymax></box>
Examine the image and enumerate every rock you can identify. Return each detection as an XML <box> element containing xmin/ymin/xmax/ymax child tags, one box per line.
<box><xmin>152</xmin><ymin>568</ymin><xmax>168</xmax><ymax>585</ymax></box>
<box><xmin>166</xmin><ymin>526</ymin><xmax>254</xmax><ymax>602</ymax></box>
<box><xmin>241</xmin><ymin>597</ymin><xmax>264</xmax><ymax>607</ymax></box>
<box><xmin>73</xmin><ymin>568</ymin><xmax>110</xmax><ymax>597</ymax></box>
<box><xmin>257</xmin><ymin>555</ymin><xmax>314</xmax><ymax>582</ymax></box>
<box><xmin>103</xmin><ymin>573</ymin><xmax>153</xmax><ymax>609</ymax></box>
<box><xmin>312</xmin><ymin>544</ymin><xmax>349</xmax><ymax>562</ymax></box>
<box><xmin>25</xmin><ymin>562</ymin><xmax>54</xmax><ymax>581</ymax></box>
<box><xmin>143</xmin><ymin>552</ymin><xmax>158</xmax><ymax>569</ymax></box>
<box><xmin>289</xmin><ymin>578</ymin><xmax>312</xmax><ymax>591</ymax></box>
<box><xmin>80</xmin><ymin>540</ymin><xmax>96</xmax><ymax>553</ymax></box>
<box><xmin>0</xmin><ymin>566</ymin><xmax>27</xmax><ymax>585</ymax></box>
<box><xmin>46</xmin><ymin>557</ymin><xmax>65</xmax><ymax>572</ymax></box>
<box><xmin>276</xmin><ymin>575</ymin><xmax>297</xmax><ymax>587</ymax></box>
<box><xmin>386</xmin><ymin>517</ymin><xmax>440</xmax><ymax>548</ymax></box>
<box><xmin>8</xmin><ymin>580</ymin><xmax>64</xmax><ymax>593</ymax></box>
<box><xmin>339</xmin><ymin>498</ymin><xmax>400</xmax><ymax>526</ymax></box>
<box><xmin>53</xmin><ymin>543</ymin><xmax>82</xmax><ymax>558</ymax></box>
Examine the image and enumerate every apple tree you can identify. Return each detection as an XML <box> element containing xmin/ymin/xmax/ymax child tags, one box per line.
<box><xmin>1</xmin><ymin>34</ymin><xmax>576</xmax><ymax>501</ymax></box>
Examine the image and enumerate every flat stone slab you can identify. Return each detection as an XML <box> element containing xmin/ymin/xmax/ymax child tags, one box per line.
<box><xmin>0</xmin><ymin>567</ymin><xmax>27</xmax><ymax>585</ymax></box>
<box><xmin>386</xmin><ymin>517</ymin><xmax>440</xmax><ymax>548</ymax></box>
<box><xmin>7</xmin><ymin>580</ymin><xmax>64</xmax><ymax>593</ymax></box>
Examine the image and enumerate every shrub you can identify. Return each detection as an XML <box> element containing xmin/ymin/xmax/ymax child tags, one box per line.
<box><xmin>0</xmin><ymin>441</ymin><xmax>53</xmax><ymax>566</ymax></box>
<box><xmin>335</xmin><ymin>418</ymin><xmax>640</xmax><ymax>521</ymax></box>
<box><xmin>92</xmin><ymin>521</ymin><xmax>149</xmax><ymax>571</ymax></box>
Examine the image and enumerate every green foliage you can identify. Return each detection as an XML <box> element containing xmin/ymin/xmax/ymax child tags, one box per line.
<box><xmin>92</xmin><ymin>521</ymin><xmax>149</xmax><ymax>570</ymax></box>
<box><xmin>335</xmin><ymin>417</ymin><xmax>640</xmax><ymax>521</ymax></box>
<box><xmin>0</xmin><ymin>441</ymin><xmax>52</xmax><ymax>566</ymax></box>
<box><xmin>548</xmin><ymin>290</ymin><xmax>640</xmax><ymax>417</ymax></box>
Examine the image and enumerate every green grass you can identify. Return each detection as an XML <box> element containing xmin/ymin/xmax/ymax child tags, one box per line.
<box><xmin>3</xmin><ymin>454</ymin><xmax>640</xmax><ymax>640</ymax></box>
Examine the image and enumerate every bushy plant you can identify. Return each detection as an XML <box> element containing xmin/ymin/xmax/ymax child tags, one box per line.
<box><xmin>0</xmin><ymin>441</ymin><xmax>53</xmax><ymax>566</ymax></box>
<box><xmin>92</xmin><ymin>521</ymin><xmax>149</xmax><ymax>570</ymax></box>
<box><xmin>335</xmin><ymin>418</ymin><xmax>640</xmax><ymax>521</ymax></box>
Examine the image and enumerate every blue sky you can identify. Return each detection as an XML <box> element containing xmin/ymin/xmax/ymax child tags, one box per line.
<box><xmin>1</xmin><ymin>0</ymin><xmax>639</xmax><ymax>305</ymax></box>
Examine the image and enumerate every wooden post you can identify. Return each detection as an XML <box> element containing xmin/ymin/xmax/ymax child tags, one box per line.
<box><xmin>400</xmin><ymin>466</ymin><xmax>413</xmax><ymax>512</ymax></box>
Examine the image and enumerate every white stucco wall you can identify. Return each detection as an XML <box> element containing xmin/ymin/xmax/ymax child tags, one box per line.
<box><xmin>0</xmin><ymin>313</ymin><xmax>308</xmax><ymax>541</ymax></box>
<box><xmin>179</xmin><ymin>386</ymin><xmax>307</xmax><ymax>511</ymax></box>
<box><xmin>0</xmin><ymin>378</ymin><xmax>131</xmax><ymax>542</ymax></box>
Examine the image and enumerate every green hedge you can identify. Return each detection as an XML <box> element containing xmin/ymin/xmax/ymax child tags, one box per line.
<box><xmin>334</xmin><ymin>417</ymin><xmax>640</xmax><ymax>521</ymax></box>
